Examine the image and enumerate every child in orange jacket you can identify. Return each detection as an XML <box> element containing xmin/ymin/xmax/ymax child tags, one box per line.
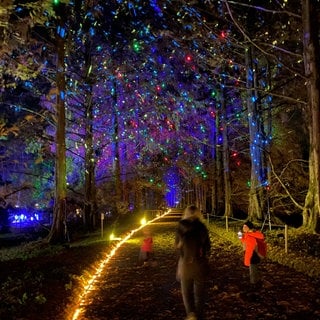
<box><xmin>239</xmin><ymin>220</ymin><xmax>264</xmax><ymax>285</ymax></box>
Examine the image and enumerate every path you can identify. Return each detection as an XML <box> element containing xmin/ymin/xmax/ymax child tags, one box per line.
<box><xmin>72</xmin><ymin>213</ymin><xmax>320</xmax><ymax>320</ymax></box>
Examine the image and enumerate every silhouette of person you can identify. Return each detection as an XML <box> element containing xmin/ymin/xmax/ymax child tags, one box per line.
<box><xmin>175</xmin><ymin>205</ymin><xmax>211</xmax><ymax>320</ymax></box>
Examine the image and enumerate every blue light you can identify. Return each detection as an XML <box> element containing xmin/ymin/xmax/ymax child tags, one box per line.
<box><xmin>164</xmin><ymin>167</ymin><xmax>181</xmax><ymax>207</ymax></box>
<box><xmin>60</xmin><ymin>27</ymin><xmax>66</xmax><ymax>38</ymax></box>
<box><xmin>9</xmin><ymin>208</ymin><xmax>49</xmax><ymax>228</ymax></box>
<box><xmin>13</xmin><ymin>105</ymin><xmax>21</xmax><ymax>112</ymax></box>
<box><xmin>24</xmin><ymin>81</ymin><xmax>32</xmax><ymax>88</ymax></box>
<box><xmin>57</xmin><ymin>26</ymin><xmax>66</xmax><ymax>38</ymax></box>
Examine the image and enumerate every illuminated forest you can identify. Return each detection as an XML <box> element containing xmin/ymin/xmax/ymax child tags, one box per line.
<box><xmin>0</xmin><ymin>0</ymin><xmax>319</xmax><ymax>242</ymax></box>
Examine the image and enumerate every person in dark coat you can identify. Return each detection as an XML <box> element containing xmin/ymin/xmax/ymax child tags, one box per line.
<box><xmin>175</xmin><ymin>205</ymin><xmax>211</xmax><ymax>320</ymax></box>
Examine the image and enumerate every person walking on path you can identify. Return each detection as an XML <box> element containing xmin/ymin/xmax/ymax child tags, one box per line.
<box><xmin>239</xmin><ymin>220</ymin><xmax>265</xmax><ymax>286</ymax></box>
<box><xmin>138</xmin><ymin>228</ymin><xmax>154</xmax><ymax>266</ymax></box>
<box><xmin>175</xmin><ymin>205</ymin><xmax>211</xmax><ymax>320</ymax></box>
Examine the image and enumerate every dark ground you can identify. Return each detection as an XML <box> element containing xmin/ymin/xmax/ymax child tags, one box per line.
<box><xmin>1</xmin><ymin>215</ymin><xmax>320</xmax><ymax>320</ymax></box>
<box><xmin>70</xmin><ymin>218</ymin><xmax>320</xmax><ymax>320</ymax></box>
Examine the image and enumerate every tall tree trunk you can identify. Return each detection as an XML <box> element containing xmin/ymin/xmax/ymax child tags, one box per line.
<box><xmin>48</xmin><ymin>15</ymin><xmax>67</xmax><ymax>243</ymax></box>
<box><xmin>302</xmin><ymin>0</ymin><xmax>320</xmax><ymax>232</ymax></box>
<box><xmin>246</xmin><ymin>46</ymin><xmax>263</xmax><ymax>221</ymax></box>
<box><xmin>82</xmin><ymin>14</ymin><xmax>97</xmax><ymax>230</ymax></box>
<box><xmin>209</xmin><ymin>114</ymin><xmax>217</xmax><ymax>215</ymax></box>
<box><xmin>84</xmin><ymin>84</ymin><xmax>97</xmax><ymax>230</ymax></box>
<box><xmin>135</xmin><ymin>180</ymin><xmax>143</xmax><ymax>212</ymax></box>
<box><xmin>215</xmin><ymin>100</ymin><xmax>224</xmax><ymax>215</ymax></box>
<box><xmin>263</xmin><ymin>61</ymin><xmax>273</xmax><ymax>224</ymax></box>
<box><xmin>221</xmin><ymin>85</ymin><xmax>232</xmax><ymax>218</ymax></box>
<box><xmin>112</xmin><ymin>80</ymin><xmax>123</xmax><ymax>213</ymax></box>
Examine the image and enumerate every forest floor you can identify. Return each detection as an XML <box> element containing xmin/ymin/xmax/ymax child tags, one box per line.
<box><xmin>1</xmin><ymin>215</ymin><xmax>320</xmax><ymax>320</ymax></box>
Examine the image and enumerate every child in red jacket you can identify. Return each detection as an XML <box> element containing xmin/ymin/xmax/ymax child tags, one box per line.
<box><xmin>239</xmin><ymin>220</ymin><xmax>264</xmax><ymax>285</ymax></box>
<box><xmin>139</xmin><ymin>228</ymin><xmax>154</xmax><ymax>266</ymax></box>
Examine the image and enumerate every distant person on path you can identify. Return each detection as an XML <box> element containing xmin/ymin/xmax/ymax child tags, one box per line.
<box><xmin>239</xmin><ymin>220</ymin><xmax>264</xmax><ymax>286</ymax></box>
<box><xmin>138</xmin><ymin>228</ymin><xmax>154</xmax><ymax>266</ymax></box>
<box><xmin>175</xmin><ymin>205</ymin><xmax>211</xmax><ymax>320</ymax></box>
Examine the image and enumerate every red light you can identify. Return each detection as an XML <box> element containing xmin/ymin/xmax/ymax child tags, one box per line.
<box><xmin>185</xmin><ymin>54</ymin><xmax>192</xmax><ymax>63</ymax></box>
<box><xmin>220</xmin><ymin>31</ymin><xmax>227</xmax><ymax>38</ymax></box>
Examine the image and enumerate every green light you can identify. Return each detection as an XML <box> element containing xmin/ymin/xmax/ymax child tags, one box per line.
<box><xmin>132</xmin><ymin>40</ymin><xmax>141</xmax><ymax>53</ymax></box>
<box><xmin>53</xmin><ymin>0</ymin><xmax>59</xmax><ymax>5</ymax></box>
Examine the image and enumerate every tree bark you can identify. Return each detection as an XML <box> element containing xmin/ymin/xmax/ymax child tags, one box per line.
<box><xmin>48</xmin><ymin>15</ymin><xmax>67</xmax><ymax>243</ymax></box>
<box><xmin>112</xmin><ymin>80</ymin><xmax>123</xmax><ymax>213</ymax></box>
<box><xmin>215</xmin><ymin>100</ymin><xmax>224</xmax><ymax>215</ymax></box>
<box><xmin>221</xmin><ymin>85</ymin><xmax>232</xmax><ymax>218</ymax></box>
<box><xmin>84</xmin><ymin>83</ymin><xmax>97</xmax><ymax>231</ymax></box>
<box><xmin>246</xmin><ymin>46</ymin><xmax>263</xmax><ymax>221</ymax></box>
<box><xmin>81</xmin><ymin>9</ymin><xmax>98</xmax><ymax>230</ymax></box>
<box><xmin>302</xmin><ymin>0</ymin><xmax>320</xmax><ymax>232</ymax></box>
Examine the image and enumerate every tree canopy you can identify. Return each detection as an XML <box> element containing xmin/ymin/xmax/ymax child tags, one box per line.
<box><xmin>0</xmin><ymin>0</ymin><xmax>319</xmax><ymax>237</ymax></box>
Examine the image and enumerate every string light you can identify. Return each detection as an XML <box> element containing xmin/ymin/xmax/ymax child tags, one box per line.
<box><xmin>69</xmin><ymin>210</ymin><xmax>170</xmax><ymax>320</ymax></box>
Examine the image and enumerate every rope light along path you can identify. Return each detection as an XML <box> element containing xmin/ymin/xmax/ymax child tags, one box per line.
<box><xmin>69</xmin><ymin>210</ymin><xmax>170</xmax><ymax>320</ymax></box>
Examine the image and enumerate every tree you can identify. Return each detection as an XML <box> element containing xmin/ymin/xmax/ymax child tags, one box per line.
<box><xmin>47</xmin><ymin>0</ymin><xmax>68</xmax><ymax>243</ymax></box>
<box><xmin>301</xmin><ymin>0</ymin><xmax>320</xmax><ymax>232</ymax></box>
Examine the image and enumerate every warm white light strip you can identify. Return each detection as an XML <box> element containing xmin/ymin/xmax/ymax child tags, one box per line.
<box><xmin>70</xmin><ymin>210</ymin><xmax>170</xmax><ymax>320</ymax></box>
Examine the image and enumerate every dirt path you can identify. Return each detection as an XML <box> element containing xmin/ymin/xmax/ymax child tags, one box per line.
<box><xmin>73</xmin><ymin>218</ymin><xmax>320</xmax><ymax>320</ymax></box>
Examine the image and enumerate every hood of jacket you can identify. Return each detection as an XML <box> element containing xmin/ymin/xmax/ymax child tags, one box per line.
<box><xmin>247</xmin><ymin>230</ymin><xmax>264</xmax><ymax>240</ymax></box>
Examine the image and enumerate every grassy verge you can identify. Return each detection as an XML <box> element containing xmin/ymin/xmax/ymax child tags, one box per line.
<box><xmin>209</xmin><ymin>219</ymin><xmax>320</xmax><ymax>279</ymax></box>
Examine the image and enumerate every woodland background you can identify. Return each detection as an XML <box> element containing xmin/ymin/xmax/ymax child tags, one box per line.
<box><xmin>0</xmin><ymin>0</ymin><xmax>319</xmax><ymax>243</ymax></box>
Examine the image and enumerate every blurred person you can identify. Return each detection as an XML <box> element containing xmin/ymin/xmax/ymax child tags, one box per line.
<box><xmin>175</xmin><ymin>205</ymin><xmax>211</xmax><ymax>320</ymax></box>
<box><xmin>138</xmin><ymin>228</ymin><xmax>154</xmax><ymax>266</ymax></box>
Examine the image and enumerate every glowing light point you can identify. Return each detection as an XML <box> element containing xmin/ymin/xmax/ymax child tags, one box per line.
<box><xmin>220</xmin><ymin>31</ymin><xmax>227</xmax><ymax>38</ymax></box>
<box><xmin>109</xmin><ymin>233</ymin><xmax>121</xmax><ymax>241</ymax></box>
<box><xmin>132</xmin><ymin>40</ymin><xmax>141</xmax><ymax>53</ymax></box>
<box><xmin>185</xmin><ymin>54</ymin><xmax>192</xmax><ymax>63</ymax></box>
